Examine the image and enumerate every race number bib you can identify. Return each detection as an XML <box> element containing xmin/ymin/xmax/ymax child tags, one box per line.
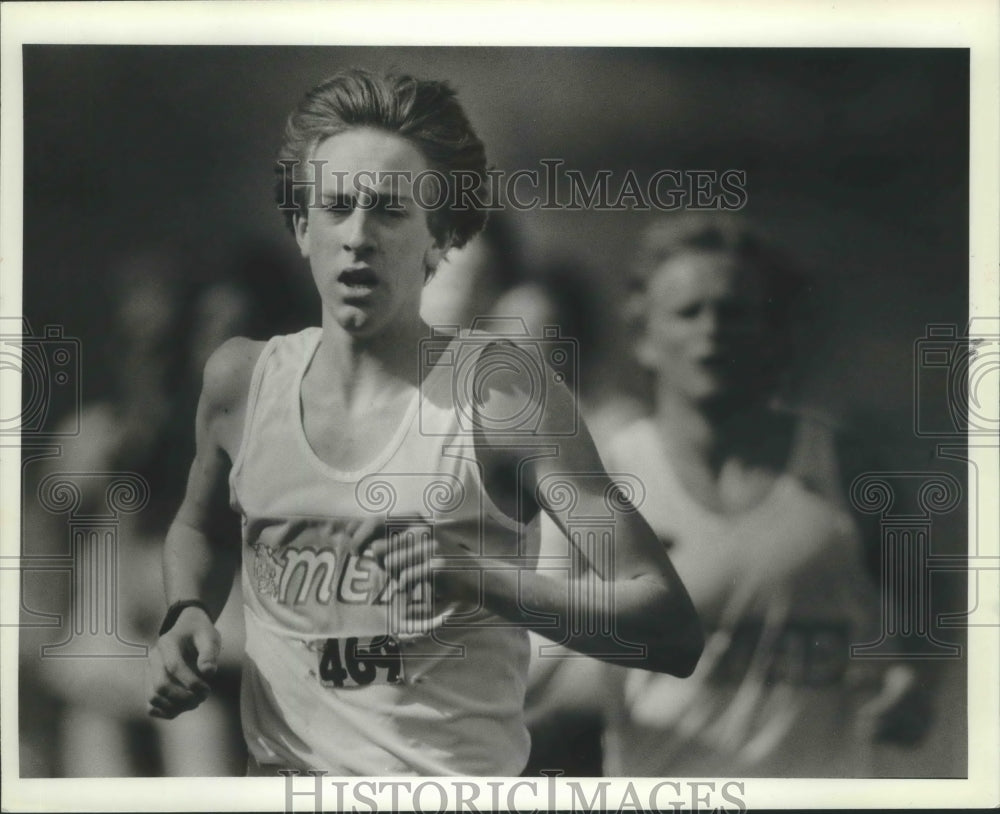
<box><xmin>309</xmin><ymin>635</ymin><xmax>405</xmax><ymax>689</ymax></box>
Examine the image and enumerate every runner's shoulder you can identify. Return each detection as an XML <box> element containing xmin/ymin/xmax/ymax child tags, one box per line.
<box><xmin>201</xmin><ymin>336</ymin><xmax>267</xmax><ymax>418</ymax></box>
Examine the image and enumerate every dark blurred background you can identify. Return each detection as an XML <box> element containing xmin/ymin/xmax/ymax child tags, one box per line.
<box><xmin>18</xmin><ymin>46</ymin><xmax>970</xmax><ymax>778</ymax></box>
<box><xmin>22</xmin><ymin>46</ymin><xmax>969</xmax><ymax>422</ymax></box>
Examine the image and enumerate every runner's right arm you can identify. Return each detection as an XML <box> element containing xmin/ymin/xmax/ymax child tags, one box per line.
<box><xmin>147</xmin><ymin>337</ymin><xmax>262</xmax><ymax>719</ymax></box>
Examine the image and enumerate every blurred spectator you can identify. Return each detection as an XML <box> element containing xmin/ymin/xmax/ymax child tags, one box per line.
<box><xmin>21</xmin><ymin>252</ymin><xmax>250</xmax><ymax>776</ymax></box>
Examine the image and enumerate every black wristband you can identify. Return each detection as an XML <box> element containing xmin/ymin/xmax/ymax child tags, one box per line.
<box><xmin>158</xmin><ymin>599</ymin><xmax>211</xmax><ymax>637</ymax></box>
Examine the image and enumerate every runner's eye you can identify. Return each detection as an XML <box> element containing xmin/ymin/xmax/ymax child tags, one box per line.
<box><xmin>322</xmin><ymin>196</ymin><xmax>353</xmax><ymax>214</ymax></box>
<box><xmin>372</xmin><ymin>196</ymin><xmax>407</xmax><ymax>218</ymax></box>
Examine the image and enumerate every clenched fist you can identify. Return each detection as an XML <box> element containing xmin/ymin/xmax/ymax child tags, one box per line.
<box><xmin>147</xmin><ymin>606</ymin><xmax>221</xmax><ymax>719</ymax></box>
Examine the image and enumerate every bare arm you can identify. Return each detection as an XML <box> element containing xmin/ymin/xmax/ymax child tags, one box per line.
<box><xmin>382</xmin><ymin>341</ymin><xmax>703</xmax><ymax>677</ymax></box>
<box><xmin>162</xmin><ymin>338</ymin><xmax>259</xmax><ymax>614</ymax></box>
<box><xmin>148</xmin><ymin>337</ymin><xmax>262</xmax><ymax>718</ymax></box>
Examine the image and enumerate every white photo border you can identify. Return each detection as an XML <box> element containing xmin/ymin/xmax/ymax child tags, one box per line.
<box><xmin>2</xmin><ymin>1</ymin><xmax>997</xmax><ymax>810</ymax></box>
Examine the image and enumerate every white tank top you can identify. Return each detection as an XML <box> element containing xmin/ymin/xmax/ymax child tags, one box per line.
<box><xmin>601</xmin><ymin>413</ymin><xmax>880</xmax><ymax>777</ymax></box>
<box><xmin>229</xmin><ymin>327</ymin><xmax>537</xmax><ymax>775</ymax></box>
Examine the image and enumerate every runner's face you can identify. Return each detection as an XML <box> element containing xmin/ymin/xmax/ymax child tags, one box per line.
<box><xmin>640</xmin><ymin>251</ymin><xmax>769</xmax><ymax>403</ymax></box>
<box><xmin>294</xmin><ymin>128</ymin><xmax>447</xmax><ymax>337</ymax></box>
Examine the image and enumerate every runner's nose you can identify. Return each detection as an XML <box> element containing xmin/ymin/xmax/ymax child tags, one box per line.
<box><xmin>342</xmin><ymin>208</ymin><xmax>376</xmax><ymax>253</ymax></box>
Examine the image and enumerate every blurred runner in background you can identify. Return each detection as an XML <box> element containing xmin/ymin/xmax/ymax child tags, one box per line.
<box><xmin>524</xmin><ymin>214</ymin><xmax>934</xmax><ymax>777</ymax></box>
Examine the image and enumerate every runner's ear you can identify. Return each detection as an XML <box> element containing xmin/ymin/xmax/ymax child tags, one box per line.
<box><xmin>294</xmin><ymin>212</ymin><xmax>311</xmax><ymax>259</ymax></box>
<box><xmin>424</xmin><ymin>232</ymin><xmax>453</xmax><ymax>275</ymax></box>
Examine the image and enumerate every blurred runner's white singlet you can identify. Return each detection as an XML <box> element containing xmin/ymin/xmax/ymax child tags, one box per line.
<box><xmin>603</xmin><ymin>414</ymin><xmax>879</xmax><ymax>777</ymax></box>
<box><xmin>229</xmin><ymin>327</ymin><xmax>536</xmax><ymax>776</ymax></box>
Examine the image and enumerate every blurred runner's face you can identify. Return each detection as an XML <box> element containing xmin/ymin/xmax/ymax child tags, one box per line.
<box><xmin>294</xmin><ymin>127</ymin><xmax>446</xmax><ymax>337</ymax></box>
<box><xmin>642</xmin><ymin>251</ymin><xmax>769</xmax><ymax>403</ymax></box>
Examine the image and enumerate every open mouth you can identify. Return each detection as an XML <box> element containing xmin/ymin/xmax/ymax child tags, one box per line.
<box><xmin>339</xmin><ymin>266</ymin><xmax>378</xmax><ymax>286</ymax></box>
<box><xmin>338</xmin><ymin>267</ymin><xmax>379</xmax><ymax>299</ymax></box>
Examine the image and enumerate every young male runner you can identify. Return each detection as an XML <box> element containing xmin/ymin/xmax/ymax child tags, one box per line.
<box><xmin>146</xmin><ymin>68</ymin><xmax>702</xmax><ymax>776</ymax></box>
